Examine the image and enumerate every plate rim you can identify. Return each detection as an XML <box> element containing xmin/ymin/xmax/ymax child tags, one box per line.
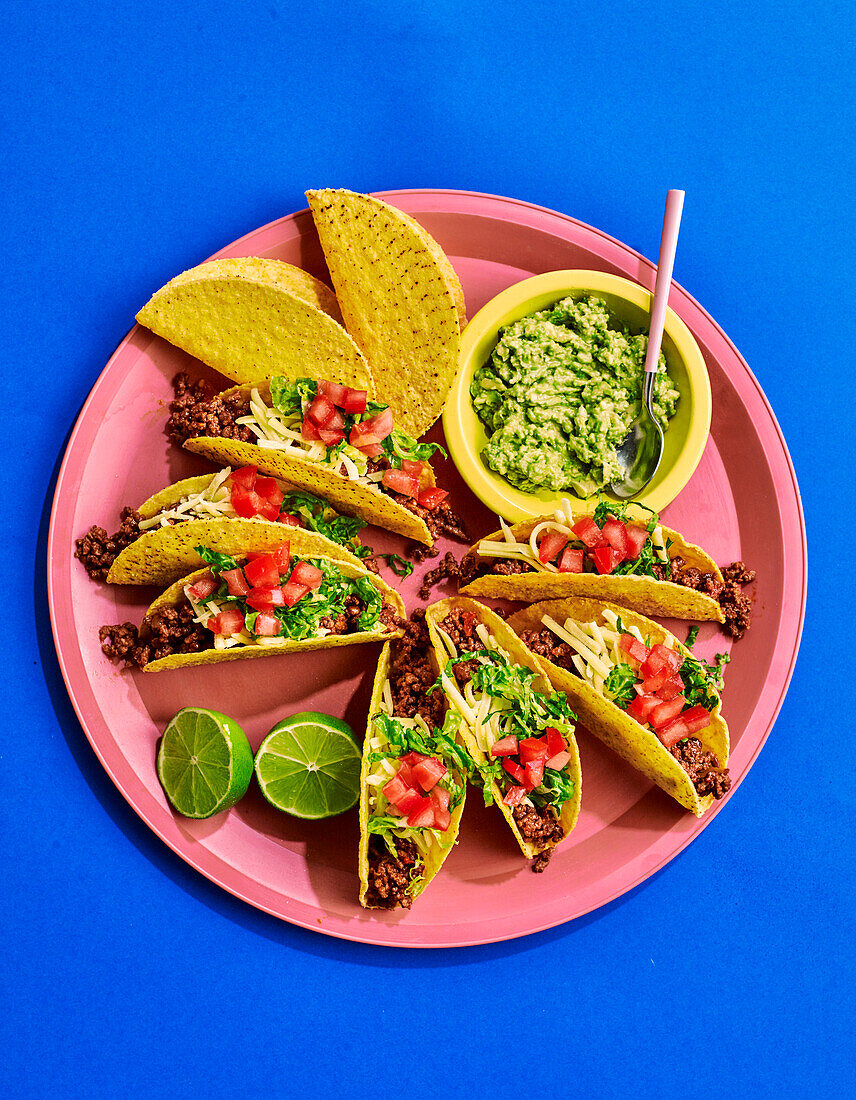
<box><xmin>46</xmin><ymin>188</ymin><xmax>807</xmax><ymax>948</ymax></box>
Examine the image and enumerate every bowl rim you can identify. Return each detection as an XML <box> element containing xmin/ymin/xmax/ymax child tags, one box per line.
<box><xmin>443</xmin><ymin>268</ymin><xmax>711</xmax><ymax>522</ymax></box>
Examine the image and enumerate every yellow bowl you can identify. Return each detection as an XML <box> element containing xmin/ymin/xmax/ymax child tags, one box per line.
<box><xmin>444</xmin><ymin>270</ymin><xmax>711</xmax><ymax>522</ymax></box>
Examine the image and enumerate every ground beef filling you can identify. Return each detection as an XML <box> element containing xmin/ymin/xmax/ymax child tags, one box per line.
<box><xmin>388</xmin><ymin>609</ymin><xmax>446</xmax><ymax>728</ymax></box>
<box><xmin>418</xmin><ymin>552</ymin><xmax>462</xmax><ymax>600</ymax></box>
<box><xmin>461</xmin><ymin>552</ymin><xmax>534</xmax><ymax>585</ymax></box>
<box><xmin>517</xmin><ymin>629</ymin><xmax>577</xmax><ymax>673</ymax></box>
<box><xmin>365</xmin><ymin>836</ymin><xmax>422</xmax><ymax>909</ymax></box>
<box><xmin>512</xmin><ymin>803</ymin><xmax>564</xmax><ymax>849</ymax></box>
<box><xmin>653</xmin><ymin>556</ymin><xmax>756</xmax><ymax>639</ymax></box>
<box><xmin>99</xmin><ymin>605</ymin><xmax>209</xmax><ymax>670</ymax></box>
<box><xmin>75</xmin><ymin>508</ymin><xmax>142</xmax><ymax>580</ymax></box>
<box><xmin>670</xmin><ymin>738</ymin><xmax>732</xmax><ymax>799</ymax></box>
<box><xmin>166</xmin><ymin>372</ymin><xmax>254</xmax><ymax>446</ymax></box>
<box><xmin>439</xmin><ymin>608</ymin><xmax>483</xmax><ymax>687</ymax></box>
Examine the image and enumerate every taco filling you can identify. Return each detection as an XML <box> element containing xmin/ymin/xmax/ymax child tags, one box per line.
<box><xmin>75</xmin><ymin>465</ymin><xmax>372</xmax><ymax>580</ymax></box>
<box><xmin>99</xmin><ymin>542</ymin><xmax>402</xmax><ymax>670</ymax></box>
<box><xmin>518</xmin><ymin>606</ymin><xmax>731</xmax><ymax>799</ymax></box>
<box><xmin>433</xmin><ymin>607</ymin><xmax>578</xmax><ymax>864</ymax></box>
<box><xmin>460</xmin><ymin>498</ymin><xmax>755</xmax><ymax>638</ymax></box>
<box><xmin>166</xmin><ymin>373</ymin><xmax>466</xmax><ymax>543</ymax></box>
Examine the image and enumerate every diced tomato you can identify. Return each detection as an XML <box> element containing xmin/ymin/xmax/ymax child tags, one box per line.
<box><xmin>502</xmin><ymin>786</ymin><xmax>527</xmax><ymax>807</ymax></box>
<box><xmin>382</xmin><ymin>469</ymin><xmax>419</xmax><ymax>498</ymax></box>
<box><xmin>385</xmin><ymin>802</ymin><xmax>406</xmax><ymax>816</ymax></box>
<box><xmin>246</xmin><ymin>586</ymin><xmax>286</xmax><ymax>610</ymax></box>
<box><xmin>349</xmin><ymin>408</ymin><xmax>394</xmax><ymax>446</ymax></box>
<box><xmin>317</xmin><ymin>379</ymin><xmax>347</xmax><ymax>406</ymax></box>
<box><xmin>406</xmin><ymin>796</ymin><xmax>435</xmax><ymax>828</ymax></box>
<box><xmin>221</xmin><ymin>568</ymin><xmax>250</xmax><ymax>597</ymax></box>
<box><xmin>356</xmin><ymin>441</ymin><xmax>384</xmax><ymax>458</ymax></box>
<box><xmin>340</xmin><ymin>387</ymin><xmax>367</xmax><ymax>415</ymax></box>
<box><xmin>417</xmin><ymin>488</ymin><xmax>448</xmax><ymax>510</ymax></box>
<box><xmin>290</xmin><ymin>562</ymin><xmax>323</xmax><ymax>590</ymax></box>
<box><xmin>490</xmin><ymin>735</ymin><xmax>519</xmax><ymax>757</ymax></box>
<box><xmin>624</xmin><ymin>524</ymin><xmax>649</xmax><ymax>560</ymax></box>
<box><xmin>318</xmin><ymin>428</ymin><xmax>346</xmax><ymax>446</ymax></box>
<box><xmin>545</xmin><ymin>750</ymin><xmax>571</xmax><ymax>771</ymax></box>
<box><xmin>626</xmin><ymin>694</ymin><xmax>661</xmax><ymax>723</ymax></box>
<box><xmin>412</xmin><ymin>757</ymin><xmax>447</xmax><ymax>792</ymax></box>
<box><xmin>518</xmin><ymin>737</ymin><xmax>549</xmax><ymax>763</ymax></box>
<box><xmin>253</xmin><ymin>477</ymin><xmax>284</xmax><ymax>508</ymax></box>
<box><xmin>382</xmin><ymin>774</ymin><xmax>412</xmax><ymax>807</ymax></box>
<box><xmin>301</xmin><ymin>417</ymin><xmax>322</xmax><ymax>441</ymax></box>
<box><xmin>307</xmin><ymin>395</ymin><xmax>336</xmax><ymax>427</ymax></box>
<box><xmin>252</xmin><ymin>610</ymin><xmax>280</xmax><ymax>636</ymax></box>
<box><xmin>640</xmin><ymin>666</ymin><xmax>671</xmax><ymax>695</ymax></box>
<box><xmin>656</xmin><ymin>676</ymin><xmax>685</xmax><ymax>702</ymax></box>
<box><xmin>502</xmin><ymin>759</ymin><xmax>526</xmax><ymax>784</ymax></box>
<box><xmin>395</xmin><ymin>761</ymin><xmax>415</xmax><ymax>788</ymax></box>
<box><xmin>395</xmin><ymin>787</ymin><xmax>422</xmax><ymax>815</ymax></box>
<box><xmin>281</xmin><ymin>581</ymin><xmax>309</xmax><ymax>606</ymax></box>
<box><xmin>256</xmin><ymin>497</ymin><xmax>281</xmax><ymax>521</ymax></box>
<box><xmin>523</xmin><ymin>758</ymin><xmax>545</xmax><ymax>791</ymax></box>
<box><xmin>657</xmin><ymin>717</ymin><xmax>690</xmax><ymax>748</ymax></box>
<box><xmin>205</xmin><ymin>615</ymin><xmax>220</xmax><ymax>633</ymax></box>
<box><xmin>400</xmin><ymin>752</ymin><xmax>430</xmax><ymax>767</ymax></box>
<box><xmin>324</xmin><ymin>407</ymin><xmax>346</xmax><ymax>432</ymax></box>
<box><xmin>545</xmin><ymin>727</ymin><xmax>566</xmax><ymax>758</ymax></box>
<box><xmin>429</xmin><ymin>786</ymin><xmax>450</xmax><ymax>813</ymax></box>
<box><xmin>431</xmin><ymin>806</ymin><xmax>451</xmax><ymax>832</ymax></box>
<box><xmin>679</xmin><ymin>705</ymin><xmax>713</xmax><ymax>735</ymax></box>
<box><xmin>230</xmin><ymin>466</ymin><xmax>257</xmax><ymax>491</ymax></box>
<box><xmin>557</xmin><ymin>546</ymin><xmax>584</xmax><ymax>573</ymax></box>
<box><xmin>640</xmin><ymin>643</ymin><xmax>683</xmax><ymax>679</ymax></box>
<box><xmin>400</xmin><ymin>459</ymin><xmax>425</xmax><ymax>478</ymax></box>
<box><xmin>648</xmin><ymin>695</ymin><xmax>687</xmax><ymax>730</ymax></box>
<box><xmin>538</xmin><ymin>530</ymin><xmax>569</xmax><ymax>564</ymax></box>
<box><xmin>619</xmin><ymin>634</ymin><xmax>649</xmax><ymax>664</ymax></box>
<box><xmin>571</xmin><ymin>516</ymin><xmax>608</xmax><ymax>548</ymax></box>
<box><xmin>592</xmin><ymin>546</ymin><xmax>621</xmax><ymax>574</ymax></box>
<box><xmin>187</xmin><ymin>573</ymin><xmax>217</xmax><ymax>601</ymax></box>
<box><xmin>244</xmin><ymin>554</ymin><xmax>280</xmax><ymax>588</ymax></box>
<box><xmin>278</xmin><ymin>512</ymin><xmax>302</xmax><ymax>527</ymax></box>
<box><xmin>271</xmin><ymin>543</ymin><xmax>291</xmax><ymax>573</ymax></box>
<box><xmin>217</xmin><ymin>607</ymin><xmax>245</xmax><ymax>636</ymax></box>
<box><xmin>601</xmin><ymin>517</ymin><xmax>630</xmax><ymax>562</ymax></box>
<box><xmin>230</xmin><ymin>487</ymin><xmax>264</xmax><ymax>518</ymax></box>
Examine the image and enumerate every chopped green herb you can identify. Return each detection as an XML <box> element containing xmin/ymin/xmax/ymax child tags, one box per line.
<box><xmin>685</xmin><ymin>625</ymin><xmax>700</xmax><ymax>649</ymax></box>
<box><xmin>378</xmin><ymin>552</ymin><xmax>414</xmax><ymax>577</ymax></box>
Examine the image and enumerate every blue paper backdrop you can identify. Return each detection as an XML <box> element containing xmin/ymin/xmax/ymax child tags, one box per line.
<box><xmin>3</xmin><ymin>1</ymin><xmax>852</xmax><ymax>1095</ymax></box>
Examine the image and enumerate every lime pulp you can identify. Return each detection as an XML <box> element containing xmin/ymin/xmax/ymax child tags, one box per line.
<box><xmin>156</xmin><ymin>706</ymin><xmax>254</xmax><ymax>819</ymax></box>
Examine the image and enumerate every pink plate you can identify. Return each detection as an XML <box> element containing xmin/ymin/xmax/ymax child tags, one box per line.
<box><xmin>47</xmin><ymin>190</ymin><xmax>806</xmax><ymax>948</ymax></box>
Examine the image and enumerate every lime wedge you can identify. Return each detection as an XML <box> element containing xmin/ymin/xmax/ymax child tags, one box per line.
<box><xmin>156</xmin><ymin>707</ymin><xmax>254</xmax><ymax>819</ymax></box>
<box><xmin>254</xmin><ymin>711</ymin><xmax>361</xmax><ymax>819</ymax></box>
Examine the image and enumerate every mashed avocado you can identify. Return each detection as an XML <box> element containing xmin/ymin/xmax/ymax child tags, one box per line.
<box><xmin>471</xmin><ymin>295</ymin><xmax>680</xmax><ymax>497</ymax></box>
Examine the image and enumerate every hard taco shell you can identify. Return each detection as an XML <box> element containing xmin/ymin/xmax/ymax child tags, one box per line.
<box><xmin>183</xmin><ymin>382</ymin><xmax>435</xmax><ymax>545</ymax></box>
<box><xmin>424</xmin><ymin>596</ymin><xmax>581</xmax><ymax>859</ymax></box>
<box><xmin>138</xmin><ymin>557</ymin><xmax>405</xmax><ymax>672</ymax></box>
<box><xmin>461</xmin><ymin>512</ymin><xmax>724</xmax><ymax>623</ymax></box>
<box><xmin>358</xmin><ymin>642</ymin><xmax>466</xmax><ymax>908</ymax></box>
<box><xmin>135</xmin><ymin>256</ymin><xmax>373</xmax><ymax>391</ymax></box>
<box><xmin>507</xmin><ymin>596</ymin><xmax>729</xmax><ymax>816</ymax></box>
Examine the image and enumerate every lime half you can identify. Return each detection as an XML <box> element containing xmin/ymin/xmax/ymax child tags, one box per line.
<box><xmin>254</xmin><ymin>711</ymin><xmax>361</xmax><ymax>820</ymax></box>
<box><xmin>156</xmin><ymin>707</ymin><xmax>254</xmax><ymax>819</ymax></box>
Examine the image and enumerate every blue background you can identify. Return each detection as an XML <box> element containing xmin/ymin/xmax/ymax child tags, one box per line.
<box><xmin>4</xmin><ymin>1</ymin><xmax>852</xmax><ymax>1095</ymax></box>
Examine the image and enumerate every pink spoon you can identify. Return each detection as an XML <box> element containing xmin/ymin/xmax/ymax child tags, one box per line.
<box><xmin>611</xmin><ymin>188</ymin><xmax>685</xmax><ymax>499</ymax></box>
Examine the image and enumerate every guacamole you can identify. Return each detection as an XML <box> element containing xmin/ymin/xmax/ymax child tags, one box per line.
<box><xmin>470</xmin><ymin>295</ymin><xmax>680</xmax><ymax>497</ymax></box>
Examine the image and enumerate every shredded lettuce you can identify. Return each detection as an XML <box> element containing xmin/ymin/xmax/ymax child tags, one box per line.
<box><xmin>194</xmin><ymin>546</ymin><xmax>240</xmax><ymax>573</ymax></box>
<box><xmin>377</xmin><ymin>552</ymin><xmax>414</xmax><ymax>577</ymax></box>
<box><xmin>280</xmin><ymin>490</ymin><xmax>366</xmax><ymax>553</ymax></box>
<box><xmin>269</xmin><ymin>376</ymin><xmax>317</xmax><ymax>416</ymax></box>
<box><xmin>603</xmin><ymin>661</ymin><xmax>637</xmax><ymax>707</ymax></box>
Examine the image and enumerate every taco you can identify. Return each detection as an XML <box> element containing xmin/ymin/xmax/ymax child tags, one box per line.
<box><xmin>76</xmin><ymin>466</ymin><xmax>372</xmax><ymax>586</ymax></box>
<box><xmin>306</xmin><ymin>189</ymin><xmax>466</xmax><ymax>440</ymax></box>
<box><xmin>135</xmin><ymin>257</ymin><xmax>373</xmax><ymax>392</ymax></box>
<box><xmin>507</xmin><ymin>597</ymin><xmax>731</xmax><ymax>816</ymax></box>
<box><xmin>359</xmin><ymin>614</ymin><xmax>472</xmax><ymax>909</ymax></box>
<box><xmin>167</xmin><ymin>374</ymin><xmax>466</xmax><ymax>547</ymax></box>
<box><xmin>98</xmin><ymin>539</ymin><xmax>405</xmax><ymax>673</ymax></box>
<box><xmin>424</xmin><ymin>597</ymin><xmax>582</xmax><ymax>869</ymax></box>
<box><xmin>459</xmin><ymin>498</ymin><xmax>755</xmax><ymax>637</ymax></box>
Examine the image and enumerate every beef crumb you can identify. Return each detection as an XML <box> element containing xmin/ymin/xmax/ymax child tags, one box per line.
<box><xmin>517</xmin><ymin>628</ymin><xmax>577</xmax><ymax>672</ymax></box>
<box><xmin>166</xmin><ymin>372</ymin><xmax>253</xmax><ymax>446</ymax></box>
<box><xmin>531</xmin><ymin>849</ymin><xmax>554</xmax><ymax>873</ymax></box>
<box><xmin>671</xmin><ymin>737</ymin><xmax>732</xmax><ymax>799</ymax></box>
<box><xmin>364</xmin><ymin>835</ymin><xmax>422</xmax><ymax>909</ymax></box>
<box><xmin>418</xmin><ymin>551</ymin><xmax>462</xmax><ymax>600</ymax></box>
<box><xmin>439</xmin><ymin>607</ymin><xmax>481</xmax><ymax>653</ymax></box>
<box><xmin>389</xmin><ymin>609</ymin><xmax>446</xmax><ymax>728</ymax></box>
<box><xmin>654</xmin><ymin>554</ymin><xmax>756</xmax><ymax>640</ymax></box>
<box><xmin>75</xmin><ymin>508</ymin><xmax>142</xmax><ymax>580</ymax></box>
<box><xmin>99</xmin><ymin>605</ymin><xmax>209</xmax><ymax>670</ymax></box>
<box><xmin>512</xmin><ymin>802</ymin><xmax>565</xmax><ymax>848</ymax></box>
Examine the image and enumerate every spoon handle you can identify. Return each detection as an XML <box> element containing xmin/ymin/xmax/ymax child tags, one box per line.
<box><xmin>644</xmin><ymin>188</ymin><xmax>685</xmax><ymax>373</ymax></box>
